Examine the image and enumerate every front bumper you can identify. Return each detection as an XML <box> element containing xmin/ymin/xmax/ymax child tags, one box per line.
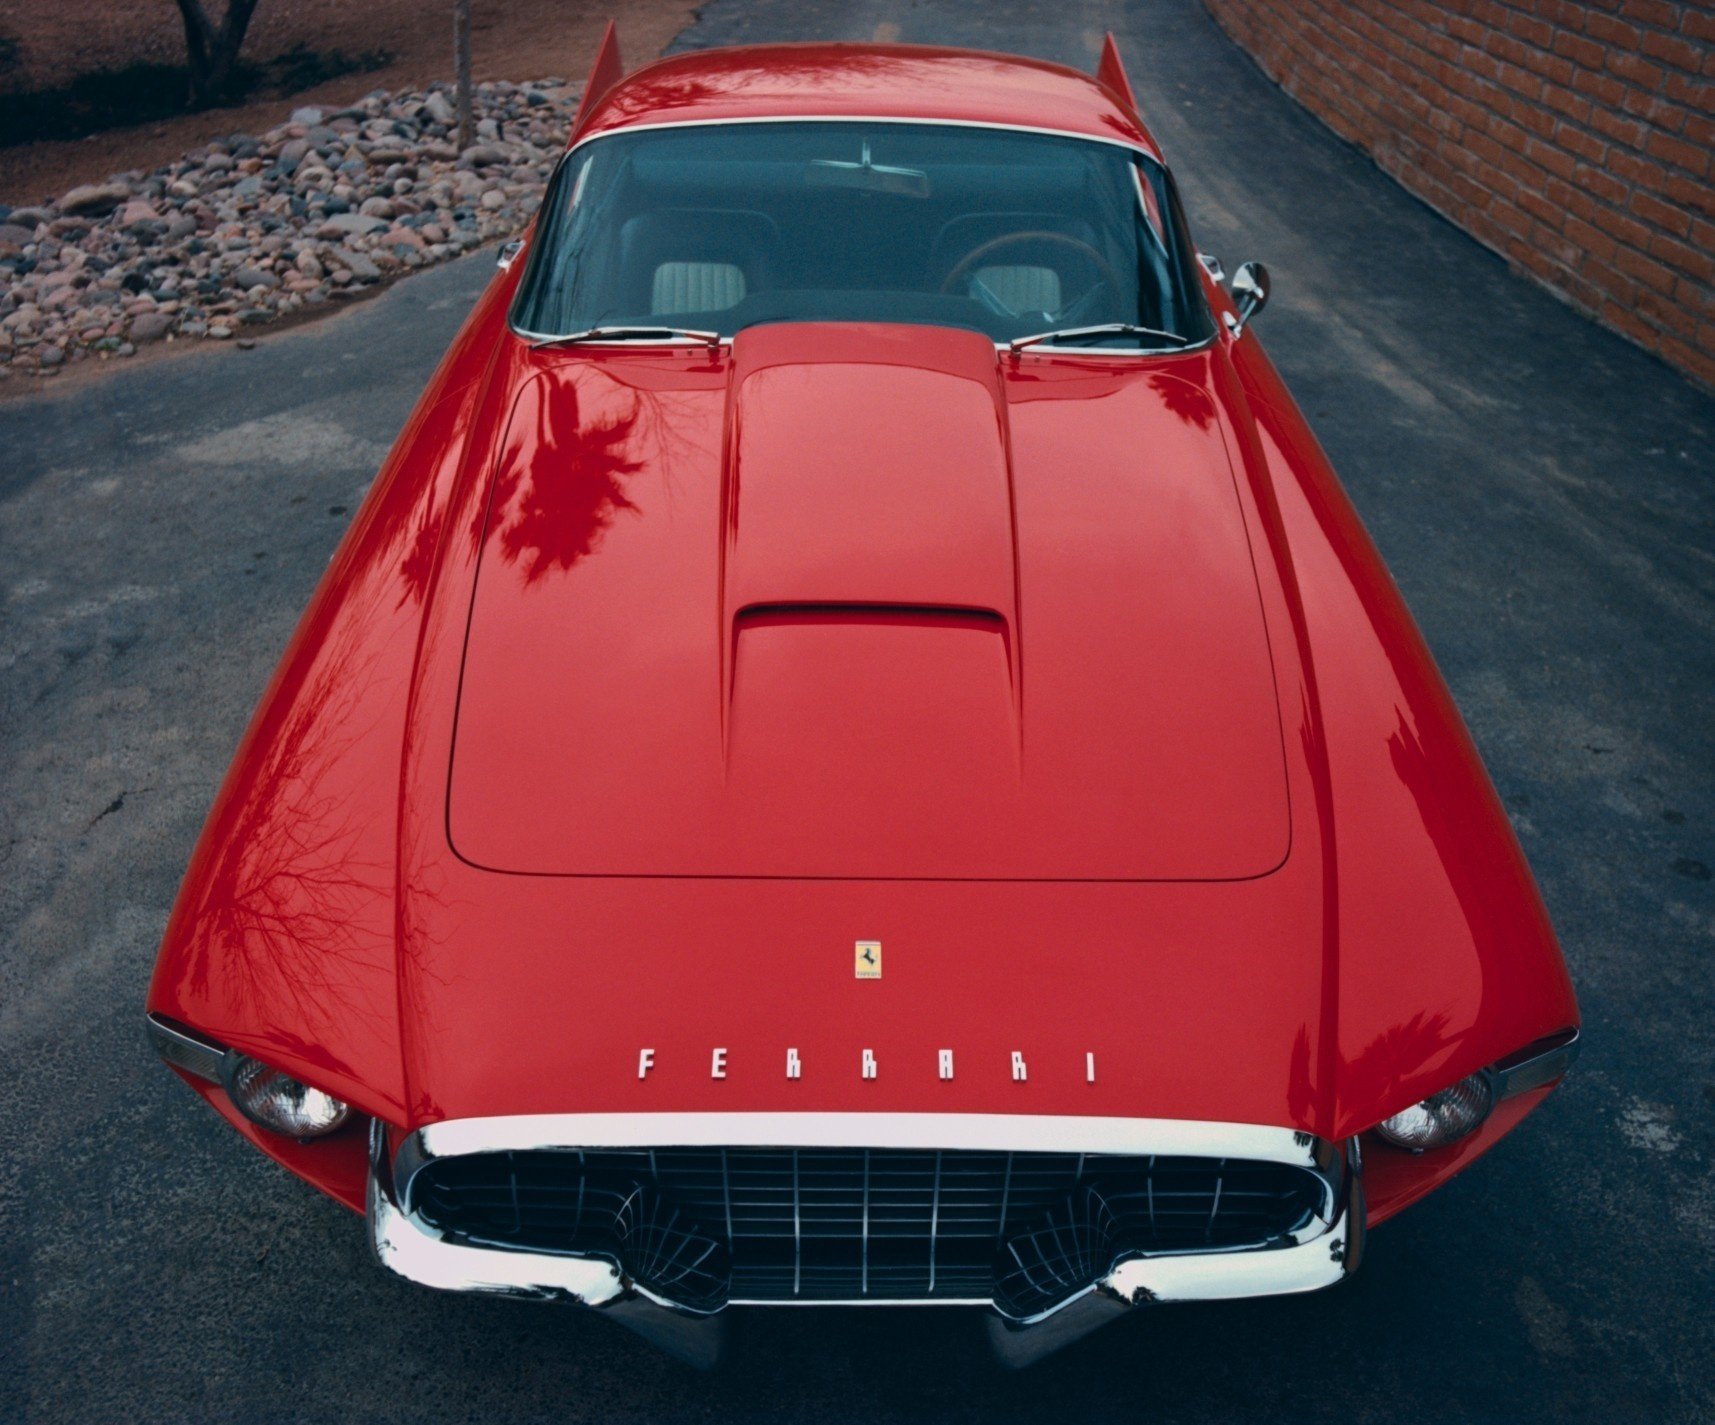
<box><xmin>366</xmin><ymin>1112</ymin><xmax>1365</xmax><ymax>1368</ymax></box>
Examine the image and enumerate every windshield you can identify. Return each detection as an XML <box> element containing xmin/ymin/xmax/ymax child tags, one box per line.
<box><xmin>511</xmin><ymin>121</ymin><xmax>1213</xmax><ymax>349</ymax></box>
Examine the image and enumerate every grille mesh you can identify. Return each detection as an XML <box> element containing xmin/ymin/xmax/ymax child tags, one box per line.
<box><xmin>409</xmin><ymin>1147</ymin><xmax>1324</xmax><ymax>1316</ymax></box>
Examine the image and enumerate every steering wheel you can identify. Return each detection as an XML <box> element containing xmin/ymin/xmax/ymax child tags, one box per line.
<box><xmin>939</xmin><ymin>231</ymin><xmax>1124</xmax><ymax>311</ymax></box>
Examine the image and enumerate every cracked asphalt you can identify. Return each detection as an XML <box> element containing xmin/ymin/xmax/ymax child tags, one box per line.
<box><xmin>3</xmin><ymin>1</ymin><xmax>1713</xmax><ymax>1420</ymax></box>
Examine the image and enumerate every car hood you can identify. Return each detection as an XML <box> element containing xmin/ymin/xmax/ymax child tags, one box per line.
<box><xmin>381</xmin><ymin>325</ymin><xmax>1332</xmax><ymax>1129</ymax></box>
<box><xmin>447</xmin><ymin>323</ymin><xmax>1289</xmax><ymax>881</ymax></box>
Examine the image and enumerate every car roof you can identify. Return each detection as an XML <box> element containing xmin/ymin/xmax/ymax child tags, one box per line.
<box><xmin>574</xmin><ymin>42</ymin><xmax>1165</xmax><ymax>160</ymax></box>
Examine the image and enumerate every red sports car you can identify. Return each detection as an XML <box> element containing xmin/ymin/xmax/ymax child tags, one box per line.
<box><xmin>146</xmin><ymin>28</ymin><xmax>1580</xmax><ymax>1366</ymax></box>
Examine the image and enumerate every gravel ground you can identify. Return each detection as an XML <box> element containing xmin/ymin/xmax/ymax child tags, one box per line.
<box><xmin>0</xmin><ymin>79</ymin><xmax>576</xmax><ymax>380</ymax></box>
<box><xmin>2</xmin><ymin>1</ymin><xmax>1713</xmax><ymax>1421</ymax></box>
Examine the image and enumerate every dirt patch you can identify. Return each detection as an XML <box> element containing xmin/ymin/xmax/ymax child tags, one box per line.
<box><xmin>0</xmin><ymin>0</ymin><xmax>698</xmax><ymax>205</ymax></box>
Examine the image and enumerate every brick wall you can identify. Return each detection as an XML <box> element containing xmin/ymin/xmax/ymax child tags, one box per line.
<box><xmin>1202</xmin><ymin>0</ymin><xmax>1715</xmax><ymax>390</ymax></box>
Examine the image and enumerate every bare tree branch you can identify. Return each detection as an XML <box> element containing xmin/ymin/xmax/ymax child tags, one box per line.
<box><xmin>453</xmin><ymin>0</ymin><xmax>474</xmax><ymax>150</ymax></box>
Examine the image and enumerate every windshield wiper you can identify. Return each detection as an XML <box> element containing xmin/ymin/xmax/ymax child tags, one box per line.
<box><xmin>531</xmin><ymin>326</ymin><xmax>722</xmax><ymax>350</ymax></box>
<box><xmin>1008</xmin><ymin>323</ymin><xmax>1191</xmax><ymax>353</ymax></box>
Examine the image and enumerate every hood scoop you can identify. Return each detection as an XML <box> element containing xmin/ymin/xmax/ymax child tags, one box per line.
<box><xmin>720</xmin><ymin>323</ymin><xmax>1017</xmax><ymax>617</ymax></box>
<box><xmin>448</xmin><ymin>323</ymin><xmax>1288</xmax><ymax>880</ymax></box>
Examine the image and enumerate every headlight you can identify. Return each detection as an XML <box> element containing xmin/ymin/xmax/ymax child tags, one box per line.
<box><xmin>221</xmin><ymin>1052</ymin><xmax>351</xmax><ymax>1139</ymax></box>
<box><xmin>1375</xmin><ymin>1070</ymin><xmax>1494</xmax><ymax>1151</ymax></box>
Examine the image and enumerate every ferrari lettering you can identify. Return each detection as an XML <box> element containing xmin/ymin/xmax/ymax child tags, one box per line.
<box><xmin>632</xmin><ymin>1048</ymin><xmax>1099</xmax><ymax>1080</ymax></box>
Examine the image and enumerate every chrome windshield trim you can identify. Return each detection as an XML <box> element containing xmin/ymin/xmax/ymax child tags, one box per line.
<box><xmin>145</xmin><ymin>1012</ymin><xmax>225</xmax><ymax>1083</ymax></box>
<box><xmin>566</xmin><ymin>113</ymin><xmax>1163</xmax><ymax>160</ymax></box>
<box><xmin>510</xmin><ymin>327</ymin><xmax>1219</xmax><ymax>359</ymax></box>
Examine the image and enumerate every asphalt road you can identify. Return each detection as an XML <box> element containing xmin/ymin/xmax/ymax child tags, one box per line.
<box><xmin>3</xmin><ymin>2</ymin><xmax>1713</xmax><ymax>1420</ymax></box>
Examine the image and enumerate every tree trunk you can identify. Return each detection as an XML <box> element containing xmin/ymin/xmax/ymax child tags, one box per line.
<box><xmin>453</xmin><ymin>0</ymin><xmax>474</xmax><ymax>151</ymax></box>
<box><xmin>174</xmin><ymin>0</ymin><xmax>261</xmax><ymax>107</ymax></box>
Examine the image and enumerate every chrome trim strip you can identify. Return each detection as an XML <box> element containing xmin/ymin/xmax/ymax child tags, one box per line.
<box><xmin>410</xmin><ymin>1111</ymin><xmax>1323</xmax><ymax>1163</ymax></box>
<box><xmin>1493</xmin><ymin>1028</ymin><xmax>1581</xmax><ymax>1100</ymax></box>
<box><xmin>508</xmin><ymin>327</ymin><xmax>1220</xmax><ymax>360</ymax></box>
<box><xmin>145</xmin><ymin>1013</ymin><xmax>225</xmax><ymax>1084</ymax></box>
<box><xmin>568</xmin><ymin>113</ymin><xmax>1163</xmax><ymax>159</ymax></box>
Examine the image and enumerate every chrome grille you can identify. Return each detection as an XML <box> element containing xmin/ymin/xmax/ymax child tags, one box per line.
<box><xmin>408</xmin><ymin>1147</ymin><xmax>1324</xmax><ymax>1316</ymax></box>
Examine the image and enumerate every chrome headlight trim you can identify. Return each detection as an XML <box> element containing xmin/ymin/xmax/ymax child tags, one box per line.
<box><xmin>145</xmin><ymin>1013</ymin><xmax>225</xmax><ymax>1083</ymax></box>
<box><xmin>1492</xmin><ymin>1027</ymin><xmax>1581</xmax><ymax>1100</ymax></box>
<box><xmin>1370</xmin><ymin>1027</ymin><xmax>1580</xmax><ymax>1153</ymax></box>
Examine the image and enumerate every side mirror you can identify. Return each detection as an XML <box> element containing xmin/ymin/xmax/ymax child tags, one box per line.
<box><xmin>1225</xmin><ymin>261</ymin><xmax>1270</xmax><ymax>337</ymax></box>
<box><xmin>497</xmin><ymin>239</ymin><xmax>525</xmax><ymax>272</ymax></box>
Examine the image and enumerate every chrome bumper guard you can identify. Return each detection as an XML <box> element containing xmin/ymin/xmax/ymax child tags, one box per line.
<box><xmin>366</xmin><ymin>1113</ymin><xmax>1364</xmax><ymax>1368</ymax></box>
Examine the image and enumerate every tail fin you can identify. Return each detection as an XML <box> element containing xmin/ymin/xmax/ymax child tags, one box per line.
<box><xmin>1095</xmin><ymin>32</ymin><xmax>1138</xmax><ymax>116</ymax></box>
<box><xmin>570</xmin><ymin>20</ymin><xmax>624</xmax><ymax>140</ymax></box>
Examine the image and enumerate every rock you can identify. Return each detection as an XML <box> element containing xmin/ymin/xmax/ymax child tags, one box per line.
<box><xmin>1</xmin><ymin>74</ymin><xmax>582</xmax><ymax>376</ymax></box>
<box><xmin>332</xmin><ymin>249</ymin><xmax>382</xmax><ymax>281</ymax></box>
<box><xmin>59</xmin><ymin>183</ymin><xmax>130</xmax><ymax>217</ymax></box>
<box><xmin>318</xmin><ymin>213</ymin><xmax>388</xmax><ymax>237</ymax></box>
<box><xmin>129</xmin><ymin>312</ymin><xmax>174</xmax><ymax>343</ymax></box>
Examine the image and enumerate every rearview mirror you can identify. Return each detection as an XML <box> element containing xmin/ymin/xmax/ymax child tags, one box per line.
<box><xmin>1226</xmin><ymin>261</ymin><xmax>1270</xmax><ymax>336</ymax></box>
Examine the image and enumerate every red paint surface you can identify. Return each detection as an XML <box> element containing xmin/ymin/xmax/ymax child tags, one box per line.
<box><xmin>577</xmin><ymin>43</ymin><xmax>1166</xmax><ymax>158</ymax></box>
<box><xmin>148</xmin><ymin>41</ymin><xmax>1576</xmax><ymax>1223</ymax></box>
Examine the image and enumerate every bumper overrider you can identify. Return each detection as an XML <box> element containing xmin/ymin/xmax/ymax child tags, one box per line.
<box><xmin>366</xmin><ymin>1112</ymin><xmax>1364</xmax><ymax>1368</ymax></box>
